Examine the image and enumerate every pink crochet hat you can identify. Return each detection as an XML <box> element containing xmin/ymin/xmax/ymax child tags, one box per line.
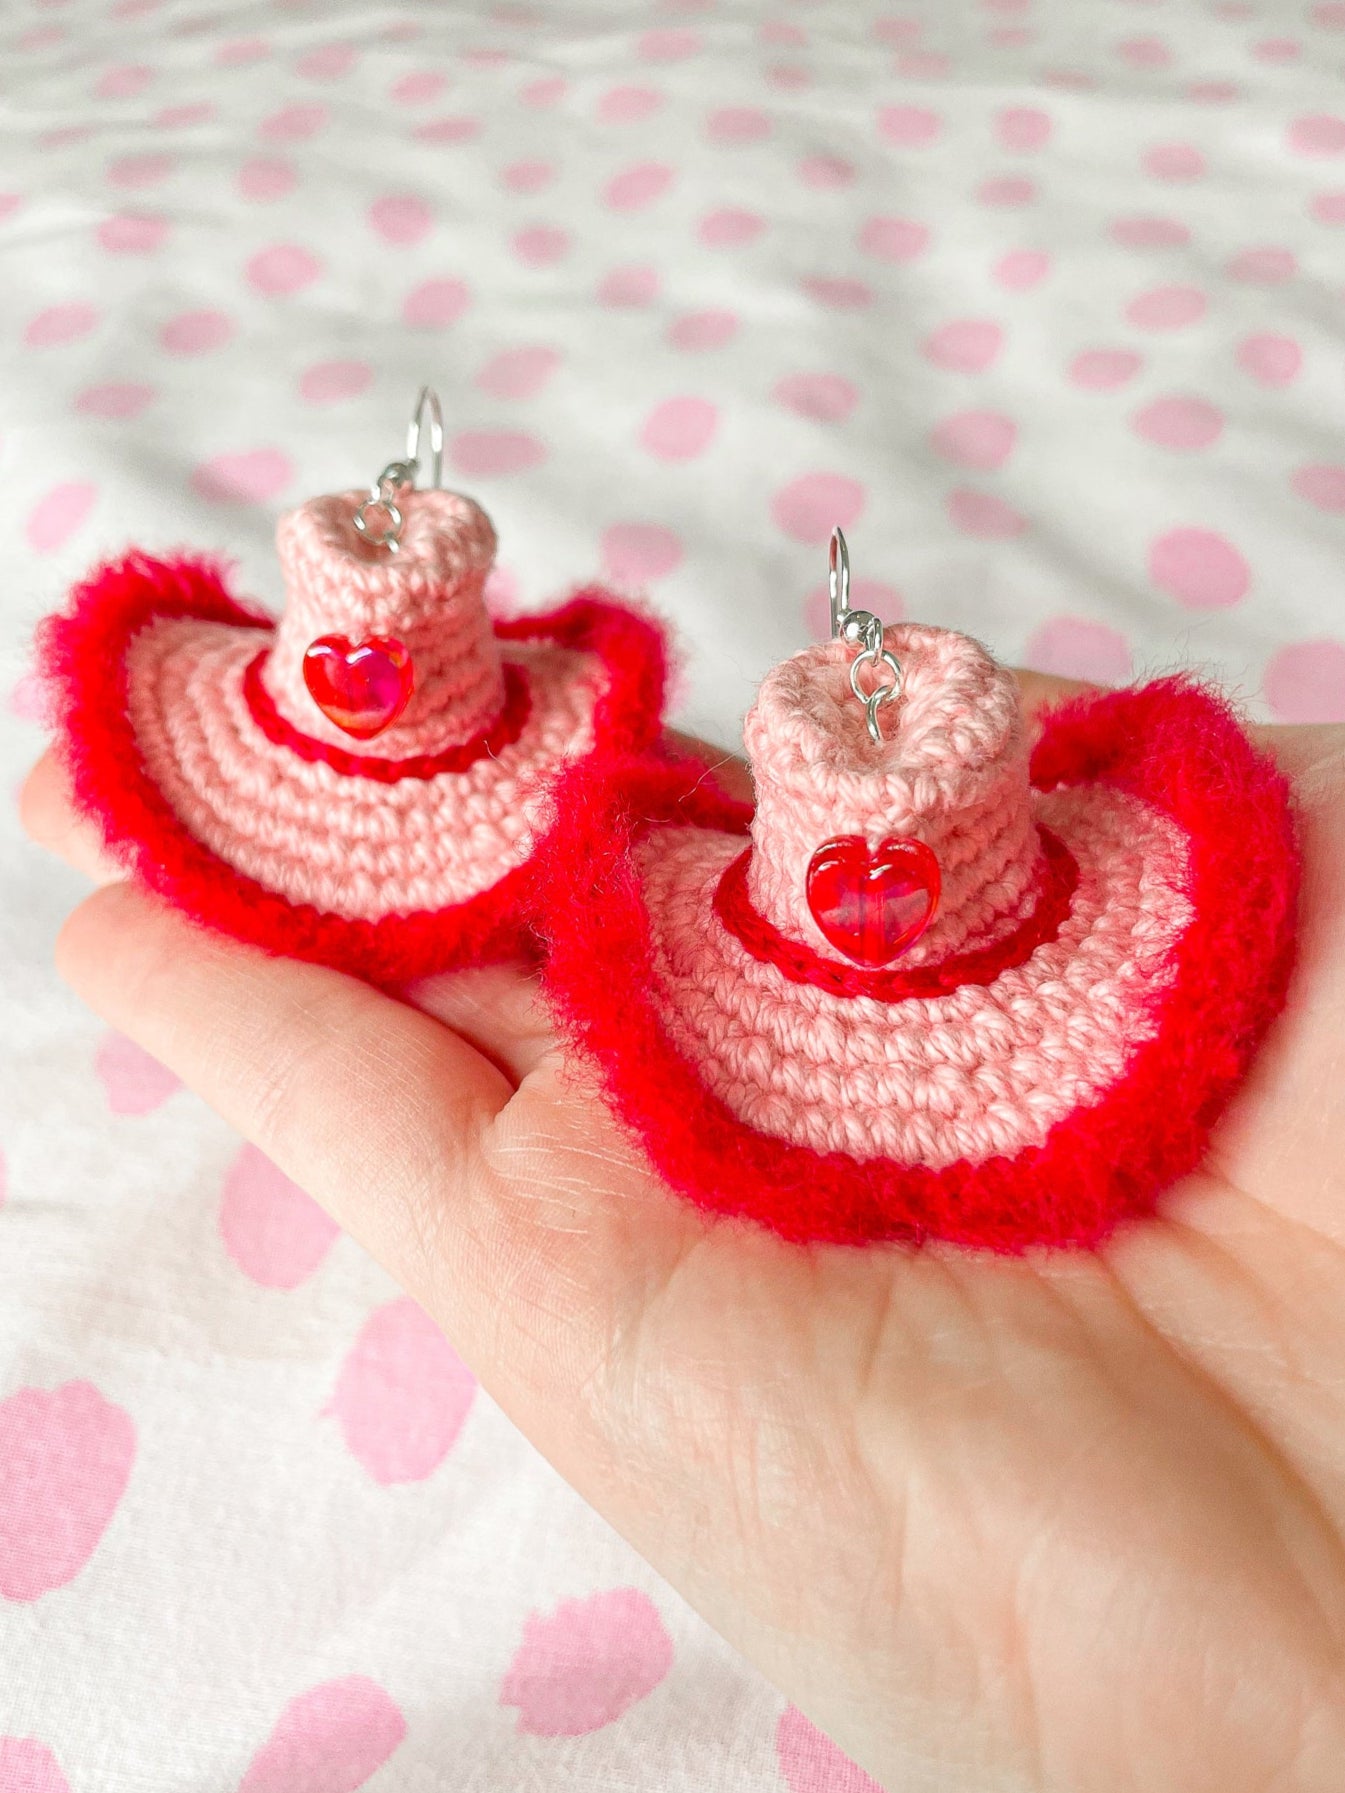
<box><xmin>536</xmin><ymin>623</ymin><xmax>1298</xmax><ymax>1252</ymax></box>
<box><xmin>42</xmin><ymin>486</ymin><xmax>666</xmax><ymax>979</ymax></box>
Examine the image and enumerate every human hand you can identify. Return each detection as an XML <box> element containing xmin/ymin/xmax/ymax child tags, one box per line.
<box><xmin>20</xmin><ymin>677</ymin><xmax>1345</xmax><ymax>1793</ymax></box>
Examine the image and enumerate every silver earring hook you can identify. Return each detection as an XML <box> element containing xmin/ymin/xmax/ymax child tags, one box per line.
<box><xmin>353</xmin><ymin>386</ymin><xmax>445</xmax><ymax>553</ymax></box>
<box><xmin>827</xmin><ymin>526</ymin><xmax>902</xmax><ymax>744</ymax></box>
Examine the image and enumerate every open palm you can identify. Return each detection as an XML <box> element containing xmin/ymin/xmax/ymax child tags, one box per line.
<box><xmin>21</xmin><ymin>673</ymin><xmax>1345</xmax><ymax>1793</ymax></box>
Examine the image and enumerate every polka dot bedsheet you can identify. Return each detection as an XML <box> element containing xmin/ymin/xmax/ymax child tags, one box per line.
<box><xmin>1</xmin><ymin>0</ymin><xmax>1342</xmax><ymax>1785</ymax></box>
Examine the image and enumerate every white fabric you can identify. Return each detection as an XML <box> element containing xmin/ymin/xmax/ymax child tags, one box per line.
<box><xmin>2</xmin><ymin>0</ymin><xmax>1343</xmax><ymax>1785</ymax></box>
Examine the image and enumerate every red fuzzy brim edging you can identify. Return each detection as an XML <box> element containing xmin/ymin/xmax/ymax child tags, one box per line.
<box><xmin>37</xmin><ymin>551</ymin><xmax>667</xmax><ymax>984</ymax></box>
<box><xmin>532</xmin><ymin>680</ymin><xmax>1300</xmax><ymax>1252</ymax></box>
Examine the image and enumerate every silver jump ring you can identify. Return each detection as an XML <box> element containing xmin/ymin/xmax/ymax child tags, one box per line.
<box><xmin>352</xmin><ymin>387</ymin><xmax>445</xmax><ymax>553</ymax></box>
<box><xmin>828</xmin><ymin>526</ymin><xmax>902</xmax><ymax>744</ymax></box>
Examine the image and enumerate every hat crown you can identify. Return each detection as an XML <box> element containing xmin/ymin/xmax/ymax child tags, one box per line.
<box><xmin>743</xmin><ymin>624</ymin><xmax>1047</xmax><ymax>967</ymax></box>
<box><xmin>264</xmin><ymin>488</ymin><xmax>503</xmax><ymax>754</ymax></box>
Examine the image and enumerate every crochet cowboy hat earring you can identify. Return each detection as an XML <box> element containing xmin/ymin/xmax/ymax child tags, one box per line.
<box><xmin>535</xmin><ymin>528</ymin><xmax>1300</xmax><ymax>1254</ymax></box>
<box><xmin>39</xmin><ymin>388</ymin><xmax>667</xmax><ymax>980</ymax></box>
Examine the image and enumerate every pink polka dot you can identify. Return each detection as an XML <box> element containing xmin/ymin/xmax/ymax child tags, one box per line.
<box><xmin>1187</xmin><ymin>79</ymin><xmax>1239</xmax><ymax>104</ymax></box>
<box><xmin>1116</xmin><ymin>33</ymin><xmax>1171</xmax><ymax>67</ymax></box>
<box><xmin>485</xmin><ymin>565</ymin><xmax>522</xmax><ymax>613</ymax></box>
<box><xmin>1236</xmin><ymin>333</ymin><xmax>1301</xmax><ymax>386</ymax></box>
<box><xmin>858</xmin><ymin>216</ymin><xmax>930</xmax><ymax>261</ymax></box>
<box><xmin>774</xmin><ymin>373</ymin><xmax>859</xmax><ymax>423</ymax></box>
<box><xmin>771</xmin><ymin>471</ymin><xmax>865</xmax><ymax>544</ymax></box>
<box><xmin>640</xmin><ymin>396</ymin><xmax>718</xmax><ymax>461</ymax></box>
<box><xmin>598</xmin><ymin>84</ymin><xmax>662</xmax><ymax>124</ymax></box>
<box><xmin>898</xmin><ymin>50</ymin><xmax>951</xmax><ymax>78</ymax></box>
<box><xmin>762</xmin><ymin>18</ymin><xmax>807</xmax><ymax>45</ymax></box>
<box><xmin>0</xmin><ymin>1739</ymin><xmax>71</xmax><ymax>1793</ymax></box>
<box><xmin>988</xmin><ymin>24</ymin><xmax>1033</xmax><ymax>48</ymax></box>
<box><xmin>512</xmin><ymin>225</ymin><xmax>569</xmax><ymax>266</ymax></box>
<box><xmin>994</xmin><ymin>248</ymin><xmax>1051</xmax><ymax>289</ymax></box>
<box><xmin>153</xmin><ymin>101</ymin><xmax>213</xmax><ymax>129</ymax></box>
<box><xmin>1253</xmin><ymin>35</ymin><xmax>1300</xmax><ymax>61</ymax></box>
<box><xmin>597</xmin><ymin>264</ymin><xmax>659</xmax><ymax>306</ymax></box>
<box><xmin>94</xmin><ymin>62</ymin><xmax>152</xmax><ymax>100</ymax></box>
<box><xmin>600</xmin><ymin>522</ymin><xmax>683</xmax><ymax>582</ymax></box>
<box><xmin>931</xmin><ymin>410</ymin><xmax>1017</xmax><ymax>471</ymax></box>
<box><xmin>1143</xmin><ymin>142</ymin><xmax>1206</xmax><ymax>180</ymax></box>
<box><xmin>637</xmin><ymin>27</ymin><xmax>700</xmax><ymax>59</ymax></box>
<box><xmin>1109</xmin><ymin>214</ymin><xmax>1192</xmax><ymax>249</ymax></box>
<box><xmin>1289</xmin><ymin>114</ymin><xmax>1345</xmax><ymax>156</ymax></box>
<box><xmin>777</xmin><ymin>1707</ymin><xmax>883</xmax><ymax>1793</ymax></box>
<box><xmin>1024</xmin><ymin>617</ymin><xmax>1133</xmax><ymax>684</ymax></box>
<box><xmin>1125</xmin><ymin>283</ymin><xmax>1207</xmax><ymax>330</ymax></box>
<box><xmin>413</xmin><ymin>115</ymin><xmax>480</xmax><ymax>145</ymax></box>
<box><xmin>95</xmin><ymin>1031</ymin><xmax>180</xmax><ymax>1113</ymax></box>
<box><xmin>803</xmin><ymin>577</ymin><xmax>900</xmax><ymax>643</ymax></box>
<box><xmin>923</xmin><ymin>318</ymin><xmax>1003</xmax><ymax>373</ymax></box>
<box><xmin>707</xmin><ymin>104</ymin><xmax>771</xmax><ymax>144</ymax></box>
<box><xmin>605</xmin><ymin>162</ymin><xmax>674</xmax><ymax>210</ymax></box>
<box><xmin>1069</xmin><ymin>348</ymin><xmax>1144</xmax><ymax>390</ymax></box>
<box><xmin>802</xmin><ymin>275</ymin><xmax>871</xmax><ymax>309</ymax></box>
<box><xmin>1264</xmin><ymin>639</ymin><xmax>1345</xmax><ymax>722</ymax></box>
<box><xmin>238</xmin><ymin>1678</ymin><xmax>406</xmax><ymax>1793</ymax></box>
<box><xmin>368</xmin><ymin>193</ymin><xmax>432</xmax><ymax>245</ymax></box>
<box><xmin>1314</xmin><ymin>2</ymin><xmax>1345</xmax><ymax>26</ymax></box>
<box><xmin>160</xmin><ymin>308</ymin><xmax>233</xmax><ymax>354</ymax></box>
<box><xmin>42</xmin><ymin>126</ymin><xmax>90</xmax><ymax>152</ymax></box>
<box><xmin>878</xmin><ymin>104</ymin><xmax>941</xmax><ymax>147</ymax></box>
<box><xmin>977</xmin><ymin>174</ymin><xmax>1036</xmax><ymax>207</ymax></box>
<box><xmin>946</xmin><ymin>488</ymin><xmax>1028</xmax><ymax>538</ymax></box>
<box><xmin>449</xmin><ymin>430</ymin><xmax>546</xmax><ymax>477</ymax></box>
<box><xmin>501</xmin><ymin>1590</ymin><xmax>674</xmax><ymax>1738</ymax></box>
<box><xmin>501</xmin><ymin>159</ymin><xmax>554</xmax><ymax>193</ymax></box>
<box><xmin>76</xmin><ymin>382</ymin><xmax>155</xmax><ymax>419</ymax></box>
<box><xmin>1292</xmin><ymin>463</ymin><xmax>1345</xmax><ymax>511</ymax></box>
<box><xmin>106</xmin><ymin>151</ymin><xmax>172</xmax><ymax>189</ymax></box>
<box><xmin>219</xmin><ymin>1143</ymin><xmax>339</xmax><ymax>1290</ymax></box>
<box><xmin>475</xmin><ymin>345</ymin><xmax>562</xmax><ymax>399</ymax></box>
<box><xmin>330</xmin><ymin>1298</ymin><xmax>476</xmax><ymax>1484</ymax></box>
<box><xmin>799</xmin><ymin>153</ymin><xmax>855</xmax><ymax>188</ymax></box>
<box><xmin>997</xmin><ymin>105</ymin><xmax>1051</xmax><ymax>150</ymax></box>
<box><xmin>96</xmin><ymin>212</ymin><xmax>168</xmax><ymax>253</ymax></box>
<box><xmin>462</xmin><ymin>47</ymin><xmax>511</xmax><ymax>69</ymax></box>
<box><xmin>765</xmin><ymin>62</ymin><xmax>811</xmax><ymax>92</ymax></box>
<box><xmin>190</xmin><ymin>449</ymin><xmax>295</xmax><ymax>505</ymax></box>
<box><xmin>874</xmin><ymin>16</ymin><xmax>922</xmax><ymax>46</ymax></box>
<box><xmin>391</xmin><ymin>69</ymin><xmax>447</xmax><ymax>105</ymax></box>
<box><xmin>1148</xmin><ymin>526</ymin><xmax>1249</xmax><ymax>607</ymax></box>
<box><xmin>246</xmin><ymin>243</ymin><xmax>321</xmax><ymax>295</ymax></box>
<box><xmin>298</xmin><ymin>359</ymin><xmax>372</xmax><ymax>406</ymax></box>
<box><xmin>25</xmin><ymin>483</ymin><xmax>96</xmax><ymax>555</ymax></box>
<box><xmin>239</xmin><ymin>157</ymin><xmax>296</xmax><ymax>202</ymax></box>
<box><xmin>25</xmin><ymin>302</ymin><xmax>99</xmax><ymax>348</ymax></box>
<box><xmin>295</xmin><ymin>43</ymin><xmax>357</xmax><ymax>81</ymax></box>
<box><xmin>667</xmin><ymin>309</ymin><xmax>738</xmax><ymax>350</ymax></box>
<box><xmin>0</xmin><ymin>195</ymin><xmax>21</xmax><ymax>224</ymax></box>
<box><xmin>0</xmin><ymin>1381</ymin><xmax>135</xmax><ymax>1601</ymax></box>
<box><xmin>216</xmin><ymin>35</ymin><xmax>269</xmax><ymax>66</ymax></box>
<box><xmin>1310</xmin><ymin>189</ymin><xmax>1345</xmax><ymax>222</ymax></box>
<box><xmin>259</xmin><ymin>102</ymin><xmax>328</xmax><ymax>142</ymax></box>
<box><xmin>1227</xmin><ymin>245</ymin><xmax>1297</xmax><ymax>283</ymax></box>
<box><xmin>701</xmin><ymin>208</ymin><xmax>765</xmax><ymax>248</ymax></box>
<box><xmin>1132</xmin><ymin>395</ymin><xmax>1224</xmax><ymax>450</ymax></box>
<box><xmin>519</xmin><ymin>75</ymin><xmax>567</xmax><ymax>108</ymax></box>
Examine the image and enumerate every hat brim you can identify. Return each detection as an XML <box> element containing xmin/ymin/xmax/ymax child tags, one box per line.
<box><xmin>535</xmin><ymin>680</ymin><xmax>1298</xmax><ymax>1252</ymax></box>
<box><xmin>41</xmin><ymin>552</ymin><xmax>666</xmax><ymax>982</ymax></box>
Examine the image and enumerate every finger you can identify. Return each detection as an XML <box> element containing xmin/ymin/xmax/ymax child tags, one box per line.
<box><xmin>19</xmin><ymin>748</ymin><xmax>126</xmax><ymax>885</ymax></box>
<box><xmin>402</xmin><ymin>963</ymin><xmax>558</xmax><ymax>1085</ymax></box>
<box><xmin>54</xmin><ymin>879</ymin><xmax>516</xmax><ymax>1310</ymax></box>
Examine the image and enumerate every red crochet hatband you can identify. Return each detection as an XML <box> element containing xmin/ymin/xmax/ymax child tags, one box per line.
<box><xmin>40</xmin><ymin>488</ymin><xmax>666</xmax><ymax>982</ymax></box>
<box><xmin>534</xmin><ymin>628</ymin><xmax>1298</xmax><ymax>1252</ymax></box>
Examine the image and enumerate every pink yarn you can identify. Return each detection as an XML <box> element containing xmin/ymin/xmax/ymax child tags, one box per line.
<box><xmin>124</xmin><ymin>616</ymin><xmax>601</xmax><ymax>917</ymax></box>
<box><xmin>639</xmin><ymin>784</ymin><xmax>1191</xmax><ymax>1167</ymax></box>
<box><xmin>262</xmin><ymin>489</ymin><xmax>504</xmax><ymax>755</ymax></box>
<box><xmin>744</xmin><ymin>628</ymin><xmax>1045</xmax><ymax>967</ymax></box>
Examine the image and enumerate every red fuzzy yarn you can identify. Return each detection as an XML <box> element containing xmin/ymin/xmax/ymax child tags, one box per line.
<box><xmin>38</xmin><ymin>552</ymin><xmax>667</xmax><ymax>983</ymax></box>
<box><xmin>533</xmin><ymin>680</ymin><xmax>1300</xmax><ymax>1251</ymax></box>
